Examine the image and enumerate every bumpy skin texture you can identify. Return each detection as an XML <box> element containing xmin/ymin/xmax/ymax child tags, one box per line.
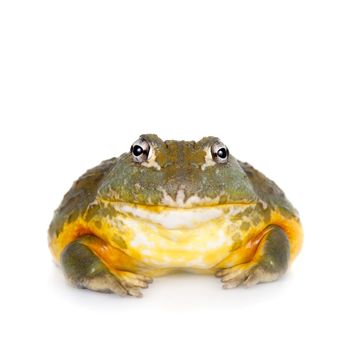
<box><xmin>48</xmin><ymin>134</ymin><xmax>303</xmax><ymax>297</ymax></box>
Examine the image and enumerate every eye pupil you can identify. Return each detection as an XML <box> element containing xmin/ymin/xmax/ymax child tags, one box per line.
<box><xmin>210</xmin><ymin>141</ymin><xmax>229</xmax><ymax>164</ymax></box>
<box><xmin>217</xmin><ymin>148</ymin><xmax>227</xmax><ymax>159</ymax></box>
<box><xmin>130</xmin><ymin>138</ymin><xmax>151</xmax><ymax>163</ymax></box>
<box><xmin>132</xmin><ymin>145</ymin><xmax>143</xmax><ymax>156</ymax></box>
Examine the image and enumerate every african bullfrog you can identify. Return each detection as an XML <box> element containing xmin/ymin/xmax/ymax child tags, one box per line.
<box><xmin>48</xmin><ymin>134</ymin><xmax>303</xmax><ymax>297</ymax></box>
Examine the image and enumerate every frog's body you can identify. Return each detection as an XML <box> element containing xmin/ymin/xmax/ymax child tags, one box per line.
<box><xmin>49</xmin><ymin>134</ymin><xmax>303</xmax><ymax>297</ymax></box>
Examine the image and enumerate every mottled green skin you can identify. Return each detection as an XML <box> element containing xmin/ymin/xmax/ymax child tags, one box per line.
<box><xmin>98</xmin><ymin>135</ymin><xmax>258</xmax><ymax>205</ymax></box>
<box><xmin>49</xmin><ymin>158</ymin><xmax>118</xmax><ymax>239</ymax></box>
<box><xmin>238</xmin><ymin>161</ymin><xmax>296</xmax><ymax>218</ymax></box>
<box><xmin>49</xmin><ymin>134</ymin><xmax>298</xmax><ymax>241</ymax></box>
<box><xmin>61</xmin><ymin>236</ymin><xmax>109</xmax><ymax>286</ymax></box>
<box><xmin>258</xmin><ymin>226</ymin><xmax>290</xmax><ymax>275</ymax></box>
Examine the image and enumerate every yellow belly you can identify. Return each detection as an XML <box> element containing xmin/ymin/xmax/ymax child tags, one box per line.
<box><xmin>50</xmin><ymin>201</ymin><xmax>302</xmax><ymax>274</ymax></box>
<box><xmin>102</xmin><ymin>203</ymin><xmax>254</xmax><ymax>270</ymax></box>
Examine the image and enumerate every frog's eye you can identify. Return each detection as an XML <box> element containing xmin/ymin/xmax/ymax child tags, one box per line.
<box><xmin>211</xmin><ymin>141</ymin><xmax>229</xmax><ymax>164</ymax></box>
<box><xmin>130</xmin><ymin>138</ymin><xmax>151</xmax><ymax>163</ymax></box>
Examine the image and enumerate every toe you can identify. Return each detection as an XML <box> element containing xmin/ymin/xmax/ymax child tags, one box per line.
<box><xmin>215</xmin><ymin>268</ymin><xmax>231</xmax><ymax>277</ymax></box>
<box><xmin>127</xmin><ymin>288</ymin><xmax>143</xmax><ymax>298</ymax></box>
<box><xmin>222</xmin><ymin>279</ymin><xmax>243</xmax><ymax>289</ymax></box>
<box><xmin>242</xmin><ymin>268</ymin><xmax>260</xmax><ymax>287</ymax></box>
<box><xmin>108</xmin><ymin>278</ymin><xmax>128</xmax><ymax>296</ymax></box>
<box><xmin>221</xmin><ymin>269</ymin><xmax>244</xmax><ymax>282</ymax></box>
<box><xmin>141</xmin><ymin>275</ymin><xmax>153</xmax><ymax>283</ymax></box>
<box><xmin>134</xmin><ymin>273</ymin><xmax>153</xmax><ymax>283</ymax></box>
<box><xmin>125</xmin><ymin>279</ymin><xmax>149</xmax><ymax>289</ymax></box>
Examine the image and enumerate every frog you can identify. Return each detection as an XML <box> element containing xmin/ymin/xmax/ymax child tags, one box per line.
<box><xmin>48</xmin><ymin>134</ymin><xmax>303</xmax><ymax>297</ymax></box>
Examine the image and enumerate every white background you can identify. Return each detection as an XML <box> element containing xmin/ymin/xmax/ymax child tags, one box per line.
<box><xmin>1</xmin><ymin>1</ymin><xmax>349</xmax><ymax>349</ymax></box>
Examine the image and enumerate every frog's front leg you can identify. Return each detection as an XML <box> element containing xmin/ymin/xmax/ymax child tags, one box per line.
<box><xmin>60</xmin><ymin>235</ymin><xmax>153</xmax><ymax>297</ymax></box>
<box><xmin>216</xmin><ymin>225</ymin><xmax>290</xmax><ymax>288</ymax></box>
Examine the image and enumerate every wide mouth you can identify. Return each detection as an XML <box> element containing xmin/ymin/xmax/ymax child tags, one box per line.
<box><xmin>99</xmin><ymin>197</ymin><xmax>256</xmax><ymax>211</ymax></box>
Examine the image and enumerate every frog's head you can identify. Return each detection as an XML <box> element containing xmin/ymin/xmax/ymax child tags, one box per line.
<box><xmin>98</xmin><ymin>134</ymin><xmax>258</xmax><ymax>207</ymax></box>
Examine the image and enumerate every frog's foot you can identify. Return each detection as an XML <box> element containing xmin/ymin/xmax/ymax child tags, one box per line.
<box><xmin>216</xmin><ymin>262</ymin><xmax>281</xmax><ymax>289</ymax></box>
<box><xmin>113</xmin><ymin>271</ymin><xmax>153</xmax><ymax>297</ymax></box>
<box><xmin>61</xmin><ymin>235</ymin><xmax>152</xmax><ymax>297</ymax></box>
<box><xmin>216</xmin><ymin>225</ymin><xmax>290</xmax><ymax>289</ymax></box>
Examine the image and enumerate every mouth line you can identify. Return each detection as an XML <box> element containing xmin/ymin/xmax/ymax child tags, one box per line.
<box><xmin>99</xmin><ymin>198</ymin><xmax>256</xmax><ymax>210</ymax></box>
